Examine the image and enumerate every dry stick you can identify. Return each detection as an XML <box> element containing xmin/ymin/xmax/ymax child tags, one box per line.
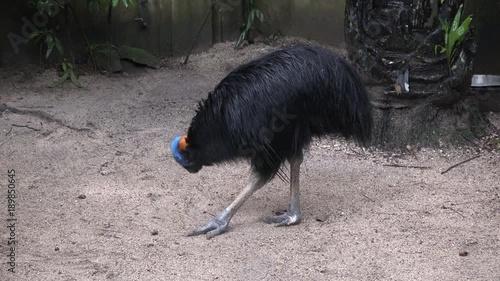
<box><xmin>442</xmin><ymin>205</ymin><xmax>466</xmax><ymax>218</ymax></box>
<box><xmin>361</xmin><ymin>193</ymin><xmax>375</xmax><ymax>202</ymax></box>
<box><xmin>39</xmin><ymin>42</ymin><xmax>42</xmax><ymax>68</ymax></box>
<box><xmin>107</xmin><ymin>2</ymin><xmax>113</xmax><ymax>76</ymax></box>
<box><xmin>383</xmin><ymin>164</ymin><xmax>432</xmax><ymax>169</ymax></box>
<box><xmin>441</xmin><ymin>155</ymin><xmax>481</xmax><ymax>175</ymax></box>
<box><xmin>0</xmin><ymin>103</ymin><xmax>90</xmax><ymax>132</ymax></box>
<box><xmin>12</xmin><ymin>124</ymin><xmax>41</xmax><ymax>131</ymax></box>
<box><xmin>69</xmin><ymin>3</ymin><xmax>97</xmax><ymax>71</ymax></box>
<box><xmin>5</xmin><ymin>124</ymin><xmax>40</xmax><ymax>136</ymax></box>
<box><xmin>64</xmin><ymin>5</ymin><xmax>76</xmax><ymax>66</ymax></box>
<box><xmin>182</xmin><ymin>0</ymin><xmax>216</xmax><ymax>65</ymax></box>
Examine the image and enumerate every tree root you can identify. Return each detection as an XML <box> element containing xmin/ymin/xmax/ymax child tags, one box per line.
<box><xmin>441</xmin><ymin>155</ymin><xmax>481</xmax><ymax>175</ymax></box>
<box><xmin>0</xmin><ymin>103</ymin><xmax>91</xmax><ymax>132</ymax></box>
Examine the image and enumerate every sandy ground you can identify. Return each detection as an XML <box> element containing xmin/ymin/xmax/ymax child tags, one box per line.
<box><xmin>0</xmin><ymin>40</ymin><xmax>499</xmax><ymax>281</ymax></box>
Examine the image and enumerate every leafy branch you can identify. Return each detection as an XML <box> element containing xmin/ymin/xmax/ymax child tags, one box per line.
<box><xmin>50</xmin><ymin>59</ymin><xmax>84</xmax><ymax>88</ymax></box>
<box><xmin>28</xmin><ymin>29</ymin><xmax>63</xmax><ymax>59</ymax></box>
<box><xmin>235</xmin><ymin>0</ymin><xmax>265</xmax><ymax>48</ymax></box>
<box><xmin>434</xmin><ymin>4</ymin><xmax>473</xmax><ymax>74</ymax></box>
<box><xmin>26</xmin><ymin>0</ymin><xmax>84</xmax><ymax>88</ymax></box>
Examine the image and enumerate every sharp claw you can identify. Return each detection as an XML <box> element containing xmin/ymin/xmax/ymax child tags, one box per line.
<box><xmin>186</xmin><ymin>228</ymin><xmax>208</xmax><ymax>237</ymax></box>
<box><xmin>187</xmin><ymin>216</ymin><xmax>229</xmax><ymax>238</ymax></box>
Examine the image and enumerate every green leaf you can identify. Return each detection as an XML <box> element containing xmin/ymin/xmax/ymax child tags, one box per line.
<box><xmin>49</xmin><ymin>72</ymin><xmax>69</xmax><ymax>88</ymax></box>
<box><xmin>451</xmin><ymin>5</ymin><xmax>463</xmax><ymax>32</ymax></box>
<box><xmin>70</xmin><ymin>71</ymin><xmax>84</xmax><ymax>88</ymax></box>
<box><xmin>112</xmin><ymin>0</ymin><xmax>119</xmax><ymax>7</ymax></box>
<box><xmin>254</xmin><ymin>9</ymin><xmax>265</xmax><ymax>22</ymax></box>
<box><xmin>28</xmin><ymin>31</ymin><xmax>41</xmax><ymax>40</ymax></box>
<box><xmin>248</xmin><ymin>10</ymin><xmax>255</xmax><ymax>27</ymax></box>
<box><xmin>45</xmin><ymin>34</ymin><xmax>53</xmax><ymax>47</ymax></box>
<box><xmin>457</xmin><ymin>15</ymin><xmax>472</xmax><ymax>37</ymax></box>
<box><xmin>46</xmin><ymin>45</ymin><xmax>54</xmax><ymax>59</ymax></box>
<box><xmin>235</xmin><ymin>30</ymin><xmax>247</xmax><ymax>48</ymax></box>
<box><xmin>439</xmin><ymin>18</ymin><xmax>449</xmax><ymax>34</ymax></box>
<box><xmin>56</xmin><ymin>44</ymin><xmax>63</xmax><ymax>55</ymax></box>
<box><xmin>434</xmin><ymin>45</ymin><xmax>446</xmax><ymax>55</ymax></box>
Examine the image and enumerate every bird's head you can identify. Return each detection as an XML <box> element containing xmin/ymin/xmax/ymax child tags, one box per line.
<box><xmin>171</xmin><ymin>135</ymin><xmax>203</xmax><ymax>173</ymax></box>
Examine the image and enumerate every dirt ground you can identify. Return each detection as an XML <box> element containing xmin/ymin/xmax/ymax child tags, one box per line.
<box><xmin>1</xmin><ymin>40</ymin><xmax>499</xmax><ymax>281</ymax></box>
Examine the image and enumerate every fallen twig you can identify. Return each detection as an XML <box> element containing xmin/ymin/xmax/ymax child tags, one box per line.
<box><xmin>182</xmin><ymin>0</ymin><xmax>216</xmax><ymax>65</ymax></box>
<box><xmin>6</xmin><ymin>124</ymin><xmax>41</xmax><ymax>136</ymax></box>
<box><xmin>361</xmin><ymin>193</ymin><xmax>375</xmax><ymax>202</ymax></box>
<box><xmin>441</xmin><ymin>155</ymin><xmax>481</xmax><ymax>174</ymax></box>
<box><xmin>1</xmin><ymin>103</ymin><xmax>90</xmax><ymax>132</ymax></box>
<box><xmin>69</xmin><ymin>3</ymin><xmax>97</xmax><ymax>71</ymax></box>
<box><xmin>383</xmin><ymin>164</ymin><xmax>432</xmax><ymax>169</ymax></box>
<box><xmin>441</xmin><ymin>205</ymin><xmax>466</xmax><ymax>218</ymax></box>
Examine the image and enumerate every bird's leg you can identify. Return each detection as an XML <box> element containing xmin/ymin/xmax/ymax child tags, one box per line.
<box><xmin>262</xmin><ymin>153</ymin><xmax>303</xmax><ymax>226</ymax></box>
<box><xmin>187</xmin><ymin>175</ymin><xmax>266</xmax><ymax>239</ymax></box>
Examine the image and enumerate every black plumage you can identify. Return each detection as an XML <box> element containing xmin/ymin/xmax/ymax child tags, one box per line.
<box><xmin>172</xmin><ymin>44</ymin><xmax>372</xmax><ymax>238</ymax></box>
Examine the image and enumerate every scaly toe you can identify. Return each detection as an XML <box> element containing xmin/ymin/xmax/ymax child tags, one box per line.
<box><xmin>262</xmin><ymin>212</ymin><xmax>301</xmax><ymax>226</ymax></box>
<box><xmin>187</xmin><ymin>217</ymin><xmax>229</xmax><ymax>239</ymax></box>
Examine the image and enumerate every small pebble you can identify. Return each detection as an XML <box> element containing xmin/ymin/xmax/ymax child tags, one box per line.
<box><xmin>151</xmin><ymin>230</ymin><xmax>159</xmax><ymax>236</ymax></box>
<box><xmin>459</xmin><ymin>251</ymin><xmax>468</xmax><ymax>257</ymax></box>
<box><xmin>77</xmin><ymin>194</ymin><xmax>86</xmax><ymax>199</ymax></box>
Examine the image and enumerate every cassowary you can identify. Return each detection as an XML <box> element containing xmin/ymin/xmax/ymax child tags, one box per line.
<box><xmin>171</xmin><ymin>44</ymin><xmax>372</xmax><ymax>239</ymax></box>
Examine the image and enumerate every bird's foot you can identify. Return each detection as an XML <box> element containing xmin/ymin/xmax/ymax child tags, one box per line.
<box><xmin>186</xmin><ymin>212</ymin><xmax>230</xmax><ymax>239</ymax></box>
<box><xmin>262</xmin><ymin>210</ymin><xmax>301</xmax><ymax>226</ymax></box>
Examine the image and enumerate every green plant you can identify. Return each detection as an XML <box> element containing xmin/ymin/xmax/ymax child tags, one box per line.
<box><xmin>28</xmin><ymin>29</ymin><xmax>63</xmax><ymax>59</ymax></box>
<box><xmin>235</xmin><ymin>0</ymin><xmax>265</xmax><ymax>48</ymax></box>
<box><xmin>50</xmin><ymin>59</ymin><xmax>83</xmax><ymax>88</ymax></box>
<box><xmin>87</xmin><ymin>0</ymin><xmax>134</xmax><ymax>75</ymax></box>
<box><xmin>28</xmin><ymin>0</ymin><xmax>63</xmax><ymax>16</ymax></box>
<box><xmin>27</xmin><ymin>0</ymin><xmax>64</xmax><ymax>59</ymax></box>
<box><xmin>25</xmin><ymin>0</ymin><xmax>85</xmax><ymax>87</ymax></box>
<box><xmin>434</xmin><ymin>4</ymin><xmax>473</xmax><ymax>73</ymax></box>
